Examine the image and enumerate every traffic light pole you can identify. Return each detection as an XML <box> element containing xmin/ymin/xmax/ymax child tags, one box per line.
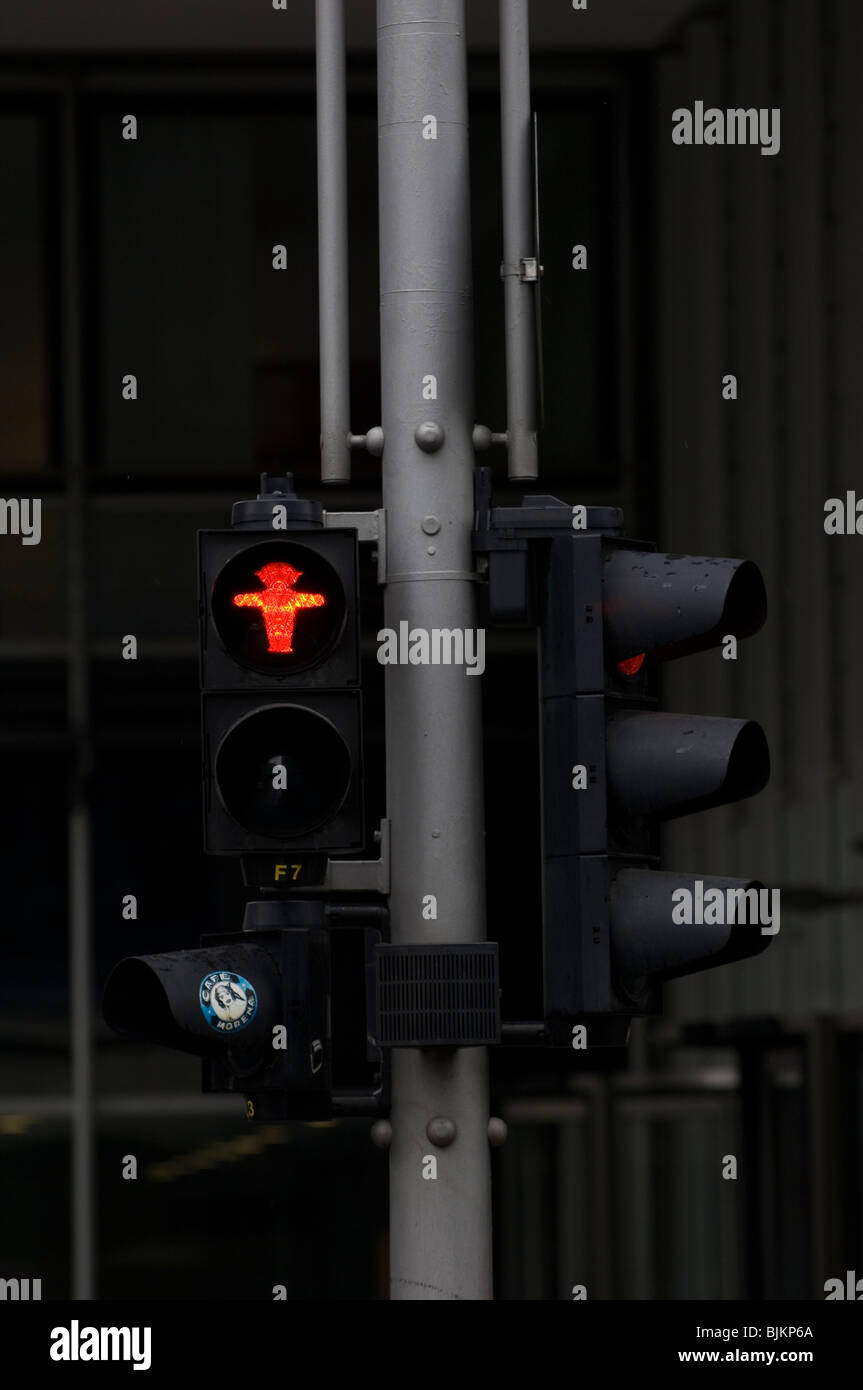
<box><xmin>377</xmin><ymin>0</ymin><xmax>493</xmax><ymax>1299</ymax></box>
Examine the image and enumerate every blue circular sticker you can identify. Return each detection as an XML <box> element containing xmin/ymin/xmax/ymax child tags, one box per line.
<box><xmin>200</xmin><ymin>971</ymin><xmax>258</xmax><ymax>1035</ymax></box>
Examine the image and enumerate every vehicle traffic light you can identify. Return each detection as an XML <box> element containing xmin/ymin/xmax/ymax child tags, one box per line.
<box><xmin>538</xmin><ymin>529</ymin><xmax>772</xmax><ymax>1045</ymax></box>
<box><xmin>104</xmin><ymin>925</ymin><xmax>332</xmax><ymax>1116</ymax></box>
<box><xmin>104</xmin><ymin>900</ymin><xmax>389</xmax><ymax>1121</ymax></box>
<box><xmin>473</xmin><ymin>471</ymin><xmax>774</xmax><ymax>1048</ymax></box>
<box><xmin>199</xmin><ymin>473</ymin><xmax>363</xmax><ymax>857</ymax></box>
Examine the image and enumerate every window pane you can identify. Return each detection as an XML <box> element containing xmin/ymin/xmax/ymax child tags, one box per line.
<box><xmin>0</xmin><ymin>502</ymin><xmax>64</xmax><ymax>641</ymax></box>
<box><xmin>0</xmin><ymin>743</ymin><xmax>69</xmax><ymax>1096</ymax></box>
<box><xmin>96</xmin><ymin>114</ymin><xmax>254</xmax><ymax>477</ymax></box>
<box><xmin>0</xmin><ymin>1122</ymin><xmax>70</xmax><ymax>1297</ymax></box>
<box><xmin>0</xmin><ymin>114</ymin><xmax>50</xmax><ymax>472</ymax></box>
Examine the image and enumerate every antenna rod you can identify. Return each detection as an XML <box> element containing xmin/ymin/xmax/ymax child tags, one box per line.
<box><xmin>499</xmin><ymin>0</ymin><xmax>539</xmax><ymax>480</ymax></box>
<box><xmin>316</xmin><ymin>0</ymin><xmax>352</xmax><ymax>482</ymax></box>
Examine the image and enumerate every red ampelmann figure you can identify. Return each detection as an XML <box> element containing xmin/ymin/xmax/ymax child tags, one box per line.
<box><xmin>233</xmin><ymin>562</ymin><xmax>326</xmax><ymax>654</ymax></box>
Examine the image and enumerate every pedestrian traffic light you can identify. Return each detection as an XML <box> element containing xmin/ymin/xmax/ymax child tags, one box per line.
<box><xmin>104</xmin><ymin>479</ymin><xmax>382</xmax><ymax>1120</ymax></box>
<box><xmin>200</xmin><ymin>474</ymin><xmax>363</xmax><ymax>856</ymax></box>
<box><xmin>538</xmin><ymin>530</ymin><xmax>772</xmax><ymax>1045</ymax></box>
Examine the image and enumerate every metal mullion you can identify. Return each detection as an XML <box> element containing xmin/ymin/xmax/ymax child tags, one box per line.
<box><xmin>61</xmin><ymin>79</ymin><xmax>95</xmax><ymax>1302</ymax></box>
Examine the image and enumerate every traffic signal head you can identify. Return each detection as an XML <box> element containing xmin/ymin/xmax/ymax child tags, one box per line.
<box><xmin>103</xmin><ymin>931</ymin><xmax>333</xmax><ymax>1105</ymax></box>
<box><xmin>104</xmin><ymin>943</ymin><xmax>282</xmax><ymax>1058</ymax></box>
<box><xmin>537</xmin><ymin>528</ymin><xmax>772</xmax><ymax>1043</ymax></box>
<box><xmin>104</xmin><ymin>900</ymin><xmax>389</xmax><ymax>1120</ymax></box>
<box><xmin>602</xmin><ymin>550</ymin><xmax>767</xmax><ymax>667</ymax></box>
<box><xmin>205</xmin><ymin>533</ymin><xmax>356</xmax><ymax>685</ymax></box>
<box><xmin>199</xmin><ymin>481</ymin><xmax>363</xmax><ymax>856</ymax></box>
<box><xmin>610</xmin><ymin>870</ymin><xmax>772</xmax><ymax>1002</ymax></box>
<box><xmin>605</xmin><ymin>710</ymin><xmax>769</xmax><ymax>823</ymax></box>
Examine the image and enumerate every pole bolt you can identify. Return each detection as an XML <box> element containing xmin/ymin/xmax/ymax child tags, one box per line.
<box><xmin>488</xmin><ymin>1117</ymin><xmax>508</xmax><ymax>1148</ymax></box>
<box><xmin>370</xmin><ymin>1120</ymin><xmax>393</xmax><ymax>1149</ymax></box>
<box><xmin>421</xmin><ymin>516</ymin><xmax>441</xmax><ymax>535</ymax></box>
<box><xmin>365</xmin><ymin>426</ymin><xmax>385</xmax><ymax>457</ymax></box>
<box><xmin>415</xmin><ymin>421</ymin><xmax>445</xmax><ymax>453</ymax></box>
<box><xmin>426</xmin><ymin>1116</ymin><xmax>457</xmax><ymax>1147</ymax></box>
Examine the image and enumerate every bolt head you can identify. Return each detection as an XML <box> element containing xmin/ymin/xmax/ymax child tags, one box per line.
<box><xmin>415</xmin><ymin>421</ymin><xmax>445</xmax><ymax>453</ymax></box>
<box><xmin>365</xmin><ymin>426</ymin><xmax>385</xmax><ymax>458</ymax></box>
<box><xmin>370</xmin><ymin>1120</ymin><xmax>393</xmax><ymax>1150</ymax></box>
<box><xmin>426</xmin><ymin>1116</ymin><xmax>457</xmax><ymax>1147</ymax></box>
<box><xmin>488</xmin><ymin>1117</ymin><xmax>508</xmax><ymax>1148</ymax></box>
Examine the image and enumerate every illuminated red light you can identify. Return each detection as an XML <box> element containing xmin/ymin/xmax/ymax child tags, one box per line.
<box><xmin>233</xmin><ymin>562</ymin><xmax>326</xmax><ymax>654</ymax></box>
<box><xmin>617</xmin><ymin>653</ymin><xmax>646</xmax><ymax>677</ymax></box>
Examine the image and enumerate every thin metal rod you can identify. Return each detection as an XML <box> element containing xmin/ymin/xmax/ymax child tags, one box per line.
<box><xmin>500</xmin><ymin>1021</ymin><xmax>547</xmax><ymax>1041</ymax></box>
<box><xmin>316</xmin><ymin>0</ymin><xmax>352</xmax><ymax>483</ymax></box>
<box><xmin>62</xmin><ymin>85</ymin><xmax>96</xmax><ymax>1300</ymax></box>
<box><xmin>499</xmin><ymin>0</ymin><xmax>538</xmax><ymax>480</ymax></box>
<box><xmin>377</xmin><ymin>0</ymin><xmax>492</xmax><ymax>1300</ymax></box>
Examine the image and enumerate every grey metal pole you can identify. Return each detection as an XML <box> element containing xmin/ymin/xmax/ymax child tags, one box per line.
<box><xmin>62</xmin><ymin>85</ymin><xmax>96</xmax><ymax>1300</ymax></box>
<box><xmin>316</xmin><ymin>0</ymin><xmax>352</xmax><ymax>482</ymax></box>
<box><xmin>499</xmin><ymin>0</ymin><xmax>539</xmax><ymax>480</ymax></box>
<box><xmin>377</xmin><ymin>0</ymin><xmax>492</xmax><ymax>1300</ymax></box>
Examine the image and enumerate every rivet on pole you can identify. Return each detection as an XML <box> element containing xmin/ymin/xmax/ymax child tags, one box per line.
<box><xmin>426</xmin><ymin>1117</ymin><xmax>458</xmax><ymax>1147</ymax></box>
<box><xmin>370</xmin><ymin>1120</ymin><xmax>393</xmax><ymax>1149</ymax></box>
<box><xmin>415</xmin><ymin>421</ymin><xmax>445</xmax><ymax>453</ymax></box>
<box><xmin>488</xmin><ymin>1117</ymin><xmax>508</xmax><ymax>1148</ymax></box>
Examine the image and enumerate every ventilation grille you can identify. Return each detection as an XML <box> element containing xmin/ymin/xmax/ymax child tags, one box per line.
<box><xmin>373</xmin><ymin>943</ymin><xmax>500</xmax><ymax>1047</ymax></box>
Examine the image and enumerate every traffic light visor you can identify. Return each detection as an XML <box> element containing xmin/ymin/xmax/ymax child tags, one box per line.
<box><xmin>604</xmin><ymin>552</ymin><xmax>767</xmax><ymax>665</ymax></box>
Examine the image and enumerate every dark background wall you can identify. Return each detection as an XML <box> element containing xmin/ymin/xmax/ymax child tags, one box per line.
<box><xmin>0</xmin><ymin>0</ymin><xmax>860</xmax><ymax>1301</ymax></box>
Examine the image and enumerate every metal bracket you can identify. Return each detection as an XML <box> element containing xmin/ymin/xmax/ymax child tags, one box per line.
<box><xmin>471</xmin><ymin>467</ymin><xmax>626</xmax><ymax>624</ymax></box>
<box><xmin>320</xmin><ymin>818</ymin><xmax>391</xmax><ymax>895</ymax></box>
<box><xmin>472</xmin><ymin>424</ymin><xmax>508</xmax><ymax>451</ymax></box>
<box><xmin>347</xmin><ymin>426</ymin><xmax>384</xmax><ymax>457</ymax></box>
<box><xmin>323</xmin><ymin>508</ymin><xmax>379</xmax><ymax>542</ymax></box>
<box><xmin>472</xmin><ymin>467</ymin><xmax>623</xmax><ymax>551</ymax></box>
<box><xmin>498</xmin><ymin>257</ymin><xmax>542</xmax><ymax>283</ymax></box>
<box><xmin>324</xmin><ymin>507</ymin><xmax>387</xmax><ymax>584</ymax></box>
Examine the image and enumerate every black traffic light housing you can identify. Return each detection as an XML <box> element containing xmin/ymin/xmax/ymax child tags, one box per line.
<box><xmin>473</xmin><ymin>469</ymin><xmax>773</xmax><ymax>1048</ymax></box>
<box><xmin>538</xmin><ymin>529</ymin><xmax>770</xmax><ymax>1044</ymax></box>
<box><xmin>104</xmin><ymin>477</ymin><xmax>386</xmax><ymax>1120</ymax></box>
<box><xmin>199</xmin><ymin>475</ymin><xmax>363</xmax><ymax>855</ymax></box>
<box><xmin>104</xmin><ymin>931</ymin><xmax>331</xmax><ymax>1104</ymax></box>
<box><xmin>104</xmin><ymin>899</ymin><xmax>389</xmax><ymax>1121</ymax></box>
